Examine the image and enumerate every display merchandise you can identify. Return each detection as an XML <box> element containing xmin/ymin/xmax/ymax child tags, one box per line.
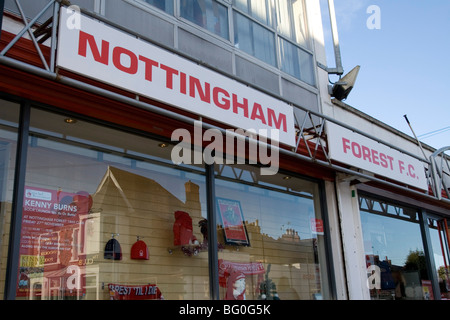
<box><xmin>130</xmin><ymin>237</ymin><xmax>149</xmax><ymax>260</ymax></box>
<box><xmin>104</xmin><ymin>234</ymin><xmax>122</xmax><ymax>261</ymax></box>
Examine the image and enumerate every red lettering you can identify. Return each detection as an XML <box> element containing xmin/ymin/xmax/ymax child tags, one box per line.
<box><xmin>213</xmin><ymin>87</ymin><xmax>230</xmax><ymax>110</ymax></box>
<box><xmin>250</xmin><ymin>103</ymin><xmax>267</xmax><ymax>125</ymax></box>
<box><xmin>180</xmin><ymin>72</ymin><xmax>187</xmax><ymax>95</ymax></box>
<box><xmin>371</xmin><ymin>149</ymin><xmax>379</xmax><ymax>165</ymax></box>
<box><xmin>78</xmin><ymin>31</ymin><xmax>109</xmax><ymax>65</ymax></box>
<box><xmin>232</xmin><ymin>94</ymin><xmax>249</xmax><ymax>118</ymax></box>
<box><xmin>398</xmin><ymin>160</ymin><xmax>405</xmax><ymax>174</ymax></box>
<box><xmin>351</xmin><ymin>142</ymin><xmax>362</xmax><ymax>158</ymax></box>
<box><xmin>379</xmin><ymin>153</ymin><xmax>388</xmax><ymax>168</ymax></box>
<box><xmin>160</xmin><ymin>64</ymin><xmax>178</xmax><ymax>89</ymax></box>
<box><xmin>362</xmin><ymin>146</ymin><xmax>371</xmax><ymax>162</ymax></box>
<box><xmin>387</xmin><ymin>156</ymin><xmax>394</xmax><ymax>170</ymax></box>
<box><xmin>408</xmin><ymin>164</ymin><xmax>416</xmax><ymax>178</ymax></box>
<box><xmin>139</xmin><ymin>56</ymin><xmax>159</xmax><ymax>81</ymax></box>
<box><xmin>267</xmin><ymin>108</ymin><xmax>287</xmax><ymax>133</ymax></box>
<box><xmin>342</xmin><ymin>138</ymin><xmax>351</xmax><ymax>154</ymax></box>
<box><xmin>189</xmin><ymin>77</ymin><xmax>211</xmax><ymax>103</ymax></box>
<box><xmin>113</xmin><ymin>47</ymin><xmax>138</xmax><ymax>74</ymax></box>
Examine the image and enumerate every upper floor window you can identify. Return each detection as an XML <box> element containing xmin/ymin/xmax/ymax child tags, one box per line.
<box><xmin>233</xmin><ymin>0</ymin><xmax>275</xmax><ymax>27</ymax></box>
<box><xmin>143</xmin><ymin>0</ymin><xmax>174</xmax><ymax>14</ymax></box>
<box><xmin>233</xmin><ymin>10</ymin><xmax>276</xmax><ymax>66</ymax></box>
<box><xmin>139</xmin><ymin>0</ymin><xmax>315</xmax><ymax>86</ymax></box>
<box><xmin>180</xmin><ymin>0</ymin><xmax>229</xmax><ymax>39</ymax></box>
<box><xmin>276</xmin><ymin>0</ymin><xmax>309</xmax><ymax>49</ymax></box>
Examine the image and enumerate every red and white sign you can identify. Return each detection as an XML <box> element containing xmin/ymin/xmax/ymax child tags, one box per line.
<box><xmin>327</xmin><ymin>122</ymin><xmax>428</xmax><ymax>190</ymax></box>
<box><xmin>310</xmin><ymin>218</ymin><xmax>324</xmax><ymax>235</ymax></box>
<box><xmin>108</xmin><ymin>283</ymin><xmax>163</xmax><ymax>300</ymax></box>
<box><xmin>56</xmin><ymin>10</ymin><xmax>296</xmax><ymax>147</ymax></box>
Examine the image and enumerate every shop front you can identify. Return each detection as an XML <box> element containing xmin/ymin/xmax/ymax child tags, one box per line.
<box><xmin>0</xmin><ymin>96</ymin><xmax>334</xmax><ymax>300</ymax></box>
<box><xmin>0</xmin><ymin>3</ymin><xmax>337</xmax><ymax>300</ymax></box>
<box><xmin>359</xmin><ymin>191</ymin><xmax>450</xmax><ymax>300</ymax></box>
<box><xmin>1</xmin><ymin>1</ymin><xmax>449</xmax><ymax>302</ymax></box>
<box><xmin>327</xmin><ymin>105</ymin><xmax>450</xmax><ymax>300</ymax></box>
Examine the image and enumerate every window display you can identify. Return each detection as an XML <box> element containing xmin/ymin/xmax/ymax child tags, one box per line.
<box><xmin>359</xmin><ymin>194</ymin><xmax>431</xmax><ymax>300</ymax></box>
<box><xmin>2</xmin><ymin>104</ymin><xmax>332</xmax><ymax>300</ymax></box>
<box><xmin>215</xmin><ymin>164</ymin><xmax>330</xmax><ymax>300</ymax></box>
<box><xmin>14</xmin><ymin>107</ymin><xmax>209</xmax><ymax>300</ymax></box>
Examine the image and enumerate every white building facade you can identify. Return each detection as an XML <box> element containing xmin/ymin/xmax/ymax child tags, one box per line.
<box><xmin>0</xmin><ymin>0</ymin><xmax>448</xmax><ymax>300</ymax></box>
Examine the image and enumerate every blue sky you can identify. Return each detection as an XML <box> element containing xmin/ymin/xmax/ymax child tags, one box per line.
<box><xmin>320</xmin><ymin>0</ymin><xmax>450</xmax><ymax>154</ymax></box>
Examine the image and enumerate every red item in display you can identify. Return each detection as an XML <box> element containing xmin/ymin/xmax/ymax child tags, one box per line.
<box><xmin>173</xmin><ymin>211</ymin><xmax>197</xmax><ymax>246</ymax></box>
<box><xmin>130</xmin><ymin>239</ymin><xmax>149</xmax><ymax>260</ymax></box>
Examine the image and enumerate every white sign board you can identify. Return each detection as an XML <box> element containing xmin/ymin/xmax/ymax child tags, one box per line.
<box><xmin>327</xmin><ymin>122</ymin><xmax>428</xmax><ymax>190</ymax></box>
<box><xmin>56</xmin><ymin>9</ymin><xmax>296</xmax><ymax>147</ymax></box>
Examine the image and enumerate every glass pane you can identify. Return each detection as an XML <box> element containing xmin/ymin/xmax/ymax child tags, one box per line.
<box><xmin>15</xmin><ymin>108</ymin><xmax>208</xmax><ymax>300</ymax></box>
<box><xmin>279</xmin><ymin>38</ymin><xmax>315</xmax><ymax>85</ymax></box>
<box><xmin>143</xmin><ymin>0</ymin><xmax>174</xmax><ymax>14</ymax></box>
<box><xmin>0</xmin><ymin>99</ymin><xmax>19</xmax><ymax>299</ymax></box>
<box><xmin>180</xmin><ymin>0</ymin><xmax>229</xmax><ymax>39</ymax></box>
<box><xmin>428</xmin><ymin>218</ymin><xmax>450</xmax><ymax>299</ymax></box>
<box><xmin>233</xmin><ymin>0</ymin><xmax>274</xmax><ymax>27</ymax></box>
<box><xmin>276</xmin><ymin>0</ymin><xmax>309</xmax><ymax>48</ymax></box>
<box><xmin>233</xmin><ymin>11</ymin><xmax>276</xmax><ymax>66</ymax></box>
<box><xmin>360</xmin><ymin>195</ymin><xmax>431</xmax><ymax>300</ymax></box>
<box><xmin>215</xmin><ymin>164</ymin><xmax>330</xmax><ymax>300</ymax></box>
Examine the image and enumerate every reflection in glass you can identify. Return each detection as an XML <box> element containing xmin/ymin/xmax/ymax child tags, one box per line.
<box><xmin>360</xmin><ymin>195</ymin><xmax>431</xmax><ymax>300</ymax></box>
<box><xmin>233</xmin><ymin>11</ymin><xmax>276</xmax><ymax>66</ymax></box>
<box><xmin>279</xmin><ymin>38</ymin><xmax>315</xmax><ymax>85</ymax></box>
<box><xmin>0</xmin><ymin>99</ymin><xmax>20</xmax><ymax>299</ymax></box>
<box><xmin>215</xmin><ymin>164</ymin><xmax>330</xmax><ymax>300</ymax></box>
<box><xmin>233</xmin><ymin>0</ymin><xmax>274</xmax><ymax>27</ymax></box>
<box><xmin>276</xmin><ymin>0</ymin><xmax>309</xmax><ymax>48</ymax></box>
<box><xmin>180</xmin><ymin>0</ymin><xmax>229</xmax><ymax>39</ymax></box>
<box><xmin>16</xmin><ymin>108</ymin><xmax>208</xmax><ymax>300</ymax></box>
<box><xmin>144</xmin><ymin>0</ymin><xmax>174</xmax><ymax>14</ymax></box>
<box><xmin>428</xmin><ymin>218</ymin><xmax>450</xmax><ymax>299</ymax></box>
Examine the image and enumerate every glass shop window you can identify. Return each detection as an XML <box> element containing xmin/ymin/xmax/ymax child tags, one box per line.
<box><xmin>180</xmin><ymin>0</ymin><xmax>229</xmax><ymax>39</ymax></box>
<box><xmin>0</xmin><ymin>99</ymin><xmax>20</xmax><ymax>299</ymax></box>
<box><xmin>359</xmin><ymin>195</ymin><xmax>431</xmax><ymax>300</ymax></box>
<box><xmin>15</xmin><ymin>108</ymin><xmax>208</xmax><ymax>300</ymax></box>
<box><xmin>427</xmin><ymin>217</ymin><xmax>450</xmax><ymax>300</ymax></box>
<box><xmin>215</xmin><ymin>164</ymin><xmax>331</xmax><ymax>300</ymax></box>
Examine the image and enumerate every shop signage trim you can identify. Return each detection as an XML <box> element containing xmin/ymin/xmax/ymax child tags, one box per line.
<box><xmin>327</xmin><ymin>122</ymin><xmax>428</xmax><ymax>190</ymax></box>
<box><xmin>56</xmin><ymin>10</ymin><xmax>296</xmax><ymax>147</ymax></box>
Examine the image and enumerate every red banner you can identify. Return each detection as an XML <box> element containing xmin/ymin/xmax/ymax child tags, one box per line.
<box><xmin>108</xmin><ymin>284</ymin><xmax>164</xmax><ymax>300</ymax></box>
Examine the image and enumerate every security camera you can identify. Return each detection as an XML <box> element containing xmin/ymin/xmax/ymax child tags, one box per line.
<box><xmin>329</xmin><ymin>65</ymin><xmax>360</xmax><ymax>101</ymax></box>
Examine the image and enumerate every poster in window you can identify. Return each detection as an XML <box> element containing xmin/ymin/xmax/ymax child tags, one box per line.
<box><xmin>217</xmin><ymin>198</ymin><xmax>250</xmax><ymax>246</ymax></box>
<box><xmin>17</xmin><ymin>186</ymin><xmax>92</xmax><ymax>298</ymax></box>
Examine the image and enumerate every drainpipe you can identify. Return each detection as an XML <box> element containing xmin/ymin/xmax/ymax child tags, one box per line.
<box><xmin>326</xmin><ymin>0</ymin><xmax>344</xmax><ymax>75</ymax></box>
